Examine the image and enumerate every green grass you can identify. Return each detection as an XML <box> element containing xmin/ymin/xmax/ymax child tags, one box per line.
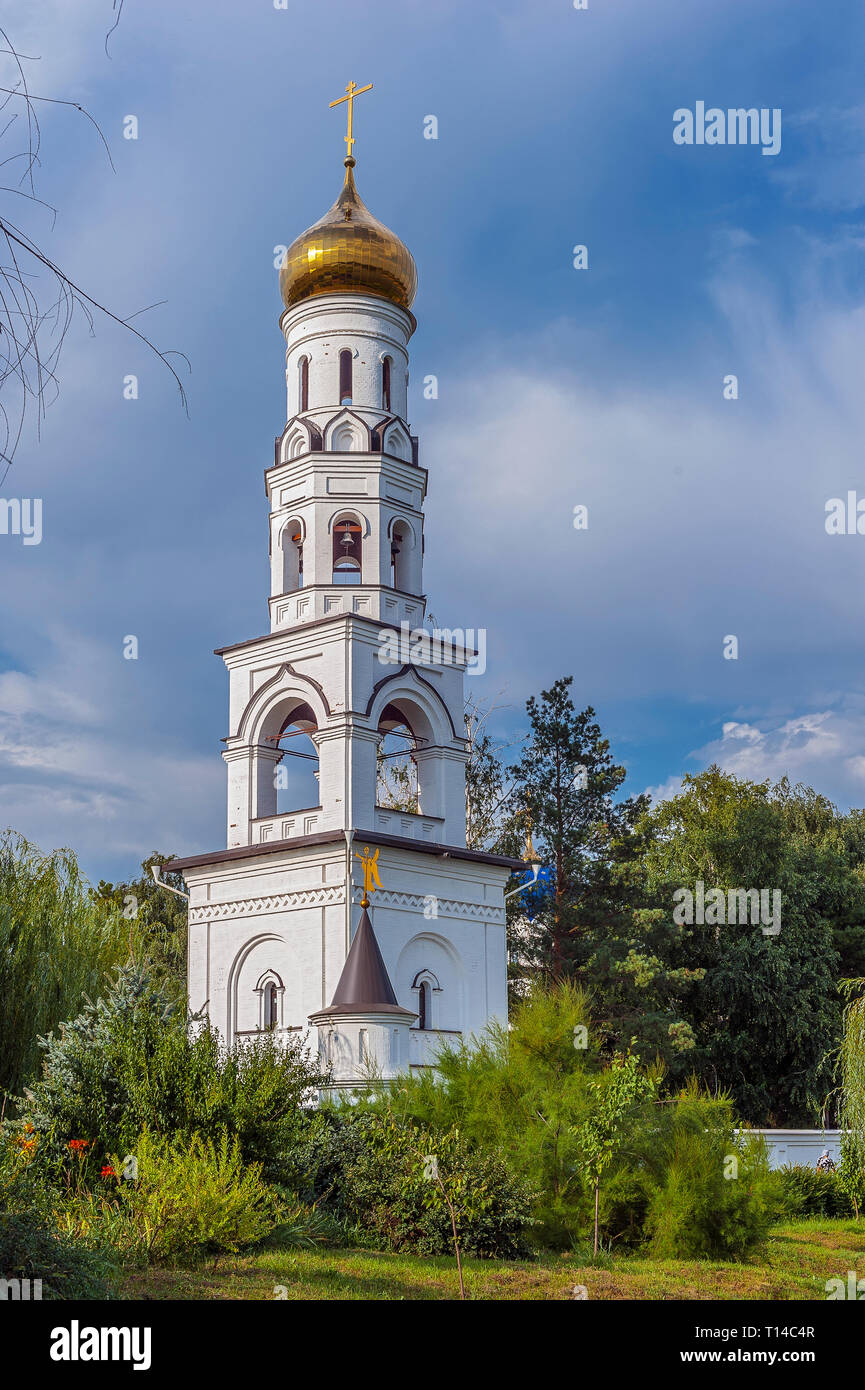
<box><xmin>119</xmin><ymin>1218</ymin><xmax>865</xmax><ymax>1301</ymax></box>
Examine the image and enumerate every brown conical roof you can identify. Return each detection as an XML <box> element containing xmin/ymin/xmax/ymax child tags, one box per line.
<box><xmin>313</xmin><ymin>905</ymin><xmax>415</xmax><ymax>1018</ymax></box>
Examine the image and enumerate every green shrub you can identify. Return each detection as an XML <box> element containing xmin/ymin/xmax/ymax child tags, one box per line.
<box><xmin>0</xmin><ymin>1211</ymin><xmax>115</xmax><ymax>1299</ymax></box>
<box><xmin>774</xmin><ymin>1163</ymin><xmax>853</xmax><ymax>1218</ymax></box>
<box><xmin>640</xmin><ymin>1087</ymin><xmax>778</xmax><ymax>1259</ymax></box>
<box><xmin>59</xmin><ymin>1129</ymin><xmax>279</xmax><ymax>1266</ymax></box>
<box><xmin>371</xmin><ymin>982</ymin><xmax>599</xmax><ymax>1249</ymax></box>
<box><xmin>597</xmin><ymin>1165</ymin><xmax>653</xmax><ymax>1251</ymax></box>
<box><xmin>297</xmin><ymin>1110</ymin><xmax>535</xmax><ymax>1259</ymax></box>
<box><xmin>265</xmin><ymin>1196</ymin><xmax>339</xmax><ymax>1250</ymax></box>
<box><xmin>363</xmin><ymin>988</ymin><xmax>776</xmax><ymax>1258</ymax></box>
<box><xmin>17</xmin><ymin>966</ymin><xmax>327</xmax><ymax>1183</ymax></box>
<box><xmin>0</xmin><ymin>1123</ymin><xmax>49</xmax><ymax>1215</ymax></box>
<box><xmin>839</xmin><ymin>1134</ymin><xmax>865</xmax><ymax>1220</ymax></box>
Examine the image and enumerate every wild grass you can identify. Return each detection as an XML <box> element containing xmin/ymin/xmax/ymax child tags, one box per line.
<box><xmin>119</xmin><ymin>1218</ymin><xmax>865</xmax><ymax>1301</ymax></box>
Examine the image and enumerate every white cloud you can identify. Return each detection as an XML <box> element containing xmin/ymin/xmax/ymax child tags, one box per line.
<box><xmin>644</xmin><ymin>775</ymin><xmax>685</xmax><ymax>805</ymax></box>
<box><xmin>423</xmin><ymin>274</ymin><xmax>865</xmax><ymax>702</ymax></box>
<box><xmin>688</xmin><ymin>703</ymin><xmax>865</xmax><ymax>804</ymax></box>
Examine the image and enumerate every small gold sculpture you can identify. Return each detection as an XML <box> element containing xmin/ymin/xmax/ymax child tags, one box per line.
<box><xmin>356</xmin><ymin>844</ymin><xmax>383</xmax><ymax>907</ymax></box>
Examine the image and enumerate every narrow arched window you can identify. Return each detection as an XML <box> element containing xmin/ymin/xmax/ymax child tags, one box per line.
<box><xmin>417</xmin><ymin>980</ymin><xmax>429</xmax><ymax>1030</ymax></box>
<box><xmin>391</xmin><ymin>528</ymin><xmax>408</xmax><ymax>591</ymax></box>
<box><xmin>282</xmin><ymin>524</ymin><xmax>303</xmax><ymax>592</ymax></box>
<box><xmin>382</xmin><ymin>356</ymin><xmax>392</xmax><ymax>412</ymax></box>
<box><xmin>339</xmin><ymin>350</ymin><xmax>353</xmax><ymax>405</ymax></box>
<box><xmin>265</xmin><ymin>982</ymin><xmax>278</xmax><ymax>1031</ymax></box>
<box><xmin>299</xmin><ymin>356</ymin><xmax>309</xmax><ymax>413</ymax></box>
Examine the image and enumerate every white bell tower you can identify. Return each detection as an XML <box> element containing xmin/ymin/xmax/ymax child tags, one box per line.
<box><xmin>170</xmin><ymin>90</ymin><xmax>517</xmax><ymax>1085</ymax></box>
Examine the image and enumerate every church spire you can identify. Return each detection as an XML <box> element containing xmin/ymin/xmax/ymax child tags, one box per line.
<box><xmin>316</xmin><ymin>903</ymin><xmax>412</xmax><ymax>1017</ymax></box>
<box><xmin>315</xmin><ymin>851</ymin><xmax>412</xmax><ymax>1017</ymax></box>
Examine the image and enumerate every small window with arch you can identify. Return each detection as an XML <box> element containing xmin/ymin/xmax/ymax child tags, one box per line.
<box><xmin>390</xmin><ymin>525</ymin><xmax>410</xmax><ymax>591</ymax></box>
<box><xmin>339</xmin><ymin>349</ymin><xmax>353</xmax><ymax>405</ymax></box>
<box><xmin>381</xmin><ymin>355</ymin><xmax>392</xmax><ymax>412</ymax></box>
<box><xmin>298</xmin><ymin>355</ymin><xmax>309</xmax><ymax>413</ymax></box>
<box><xmin>417</xmin><ymin>980</ymin><xmax>430</xmax><ymax>1031</ymax></box>
<box><xmin>264</xmin><ymin>981</ymin><xmax>279</xmax><ymax>1031</ymax></box>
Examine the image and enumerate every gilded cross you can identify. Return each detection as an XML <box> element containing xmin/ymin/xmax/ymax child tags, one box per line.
<box><xmin>329</xmin><ymin>79</ymin><xmax>373</xmax><ymax>160</ymax></box>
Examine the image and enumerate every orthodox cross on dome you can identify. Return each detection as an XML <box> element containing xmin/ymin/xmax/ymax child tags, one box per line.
<box><xmin>329</xmin><ymin>78</ymin><xmax>373</xmax><ymax>163</ymax></box>
<box><xmin>356</xmin><ymin>844</ymin><xmax>383</xmax><ymax>908</ymax></box>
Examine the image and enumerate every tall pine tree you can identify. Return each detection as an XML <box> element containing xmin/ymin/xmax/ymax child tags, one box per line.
<box><xmin>502</xmin><ymin>677</ymin><xmax>647</xmax><ymax>978</ymax></box>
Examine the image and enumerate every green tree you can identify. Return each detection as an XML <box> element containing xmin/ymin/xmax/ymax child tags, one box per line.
<box><xmin>778</xmin><ymin>793</ymin><xmax>865</xmax><ymax>980</ymax></box>
<box><xmin>573</xmin><ymin>1045</ymin><xmax>656</xmax><ymax>1255</ymax></box>
<box><xmin>94</xmin><ymin>853</ymin><xmax>187</xmax><ymax>997</ymax></box>
<box><xmin>502</xmin><ymin>677</ymin><xmax>647</xmax><ymax>978</ymax></box>
<box><xmin>640</xmin><ymin>768</ymin><xmax>843</xmax><ymax>1125</ymax></box>
<box><xmin>638</xmin><ymin>1077</ymin><xmax>776</xmax><ymax>1259</ymax></box>
<box><xmin>838</xmin><ymin>976</ymin><xmax>865</xmax><ymax>1215</ymax></box>
<box><xmin>0</xmin><ymin>830</ymin><xmax>143</xmax><ymax>1106</ymax></box>
<box><xmin>465</xmin><ymin>694</ymin><xmax>511</xmax><ymax>850</ymax></box>
<box><xmin>571</xmin><ymin>808</ymin><xmax>706</xmax><ymax>1064</ymax></box>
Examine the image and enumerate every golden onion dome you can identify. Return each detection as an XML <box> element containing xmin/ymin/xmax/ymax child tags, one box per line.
<box><xmin>279</xmin><ymin>158</ymin><xmax>417</xmax><ymax>312</ymax></box>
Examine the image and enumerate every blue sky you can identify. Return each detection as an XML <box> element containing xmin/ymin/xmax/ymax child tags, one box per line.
<box><xmin>1</xmin><ymin>0</ymin><xmax>864</xmax><ymax>882</ymax></box>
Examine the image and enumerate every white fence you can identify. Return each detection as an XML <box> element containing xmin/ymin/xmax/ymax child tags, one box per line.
<box><xmin>737</xmin><ymin>1129</ymin><xmax>843</xmax><ymax>1170</ymax></box>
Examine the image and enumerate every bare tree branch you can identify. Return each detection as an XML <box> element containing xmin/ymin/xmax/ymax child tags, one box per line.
<box><xmin>106</xmin><ymin>1</ymin><xmax>126</xmax><ymax>59</ymax></box>
<box><xmin>0</xmin><ymin>20</ymin><xmax>188</xmax><ymax>487</ymax></box>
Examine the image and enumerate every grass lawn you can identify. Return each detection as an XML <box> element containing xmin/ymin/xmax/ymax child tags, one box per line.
<box><xmin>120</xmin><ymin>1218</ymin><xmax>865</xmax><ymax>1301</ymax></box>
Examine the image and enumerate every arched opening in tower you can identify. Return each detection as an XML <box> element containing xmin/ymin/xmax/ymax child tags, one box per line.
<box><xmin>281</xmin><ymin>521</ymin><xmax>304</xmax><ymax>592</ymax></box>
<box><xmin>332</xmin><ymin>518</ymin><xmax>362</xmax><ymax>585</ymax></box>
<box><xmin>376</xmin><ymin>702</ymin><xmax>419</xmax><ymax>814</ymax></box>
<box><xmin>272</xmin><ymin>702</ymin><xmax>320</xmax><ymax>815</ymax></box>
<box><xmin>389</xmin><ymin>523</ymin><xmax>410</xmax><ymax>592</ymax></box>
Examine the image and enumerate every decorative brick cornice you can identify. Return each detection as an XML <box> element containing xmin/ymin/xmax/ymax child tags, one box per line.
<box><xmin>188</xmin><ymin>884</ymin><xmax>503</xmax><ymax>925</ymax></box>
<box><xmin>189</xmin><ymin>884</ymin><xmax>345</xmax><ymax>922</ymax></box>
<box><xmin>363</xmin><ymin>888</ymin><xmax>502</xmax><ymax>922</ymax></box>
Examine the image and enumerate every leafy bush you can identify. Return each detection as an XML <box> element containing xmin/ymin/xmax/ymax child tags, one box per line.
<box><xmin>18</xmin><ymin>966</ymin><xmax>327</xmax><ymax>1182</ymax></box>
<box><xmin>0</xmin><ymin>1211</ymin><xmax>115</xmax><ymax>1299</ymax></box>
<box><xmin>366</xmin><ymin>988</ymin><xmax>777</xmax><ymax>1259</ymax></box>
<box><xmin>0</xmin><ymin>1121</ymin><xmax>49</xmax><ymax>1214</ymax></box>
<box><xmin>373</xmin><ymin>982</ymin><xmax>600</xmax><ymax>1248</ymax></box>
<box><xmin>116</xmin><ymin>1129</ymin><xmax>278</xmax><ymax>1263</ymax></box>
<box><xmin>597</xmin><ymin>1166</ymin><xmax>653</xmax><ymax>1251</ymax></box>
<box><xmin>839</xmin><ymin>1135</ymin><xmax>865</xmax><ymax>1219</ymax></box>
<box><xmin>774</xmin><ymin>1163</ymin><xmax>854</xmax><ymax>1218</ymax></box>
<box><xmin>296</xmin><ymin>1110</ymin><xmax>535</xmax><ymax>1259</ymax></box>
<box><xmin>59</xmin><ymin>1129</ymin><xmax>279</xmax><ymax>1265</ymax></box>
<box><xmin>639</xmin><ymin>1086</ymin><xmax>778</xmax><ymax>1259</ymax></box>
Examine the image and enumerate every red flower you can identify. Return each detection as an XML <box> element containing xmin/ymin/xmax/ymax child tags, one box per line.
<box><xmin>67</xmin><ymin>1139</ymin><xmax>90</xmax><ymax>1153</ymax></box>
<box><xmin>101</xmin><ymin>1165</ymin><xmax>116</xmax><ymax>1178</ymax></box>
